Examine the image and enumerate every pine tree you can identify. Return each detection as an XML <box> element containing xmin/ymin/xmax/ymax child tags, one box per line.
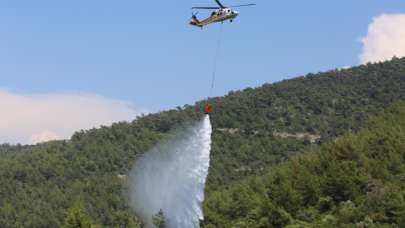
<box><xmin>63</xmin><ymin>200</ymin><xmax>97</xmax><ymax>228</ymax></box>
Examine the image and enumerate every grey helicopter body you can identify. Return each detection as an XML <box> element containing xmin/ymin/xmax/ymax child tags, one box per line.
<box><xmin>190</xmin><ymin>0</ymin><xmax>255</xmax><ymax>28</ymax></box>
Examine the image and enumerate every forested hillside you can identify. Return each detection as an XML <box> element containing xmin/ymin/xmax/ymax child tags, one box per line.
<box><xmin>0</xmin><ymin>57</ymin><xmax>405</xmax><ymax>227</ymax></box>
<box><xmin>203</xmin><ymin>102</ymin><xmax>405</xmax><ymax>227</ymax></box>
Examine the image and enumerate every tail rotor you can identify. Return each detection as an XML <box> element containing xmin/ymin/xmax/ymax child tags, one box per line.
<box><xmin>191</xmin><ymin>11</ymin><xmax>199</xmax><ymax>21</ymax></box>
<box><xmin>190</xmin><ymin>12</ymin><xmax>202</xmax><ymax>28</ymax></box>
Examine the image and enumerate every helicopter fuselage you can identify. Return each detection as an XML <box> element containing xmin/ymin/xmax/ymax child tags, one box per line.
<box><xmin>190</xmin><ymin>8</ymin><xmax>239</xmax><ymax>28</ymax></box>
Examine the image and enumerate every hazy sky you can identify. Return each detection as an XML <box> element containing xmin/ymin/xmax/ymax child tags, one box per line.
<box><xmin>1</xmin><ymin>0</ymin><xmax>405</xmax><ymax>143</ymax></box>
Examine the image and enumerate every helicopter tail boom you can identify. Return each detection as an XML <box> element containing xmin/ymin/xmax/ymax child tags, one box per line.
<box><xmin>190</xmin><ymin>14</ymin><xmax>204</xmax><ymax>28</ymax></box>
<box><xmin>190</xmin><ymin>15</ymin><xmax>203</xmax><ymax>28</ymax></box>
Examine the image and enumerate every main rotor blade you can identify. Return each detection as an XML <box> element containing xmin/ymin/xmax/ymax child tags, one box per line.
<box><xmin>192</xmin><ymin>6</ymin><xmax>221</xmax><ymax>9</ymax></box>
<box><xmin>228</xmin><ymin>3</ymin><xmax>256</xmax><ymax>8</ymax></box>
<box><xmin>215</xmin><ymin>0</ymin><xmax>226</xmax><ymax>8</ymax></box>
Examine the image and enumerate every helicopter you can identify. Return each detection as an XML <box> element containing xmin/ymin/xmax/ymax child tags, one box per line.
<box><xmin>190</xmin><ymin>0</ymin><xmax>255</xmax><ymax>28</ymax></box>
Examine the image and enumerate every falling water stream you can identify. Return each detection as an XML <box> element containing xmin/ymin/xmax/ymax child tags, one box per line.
<box><xmin>129</xmin><ymin>115</ymin><xmax>212</xmax><ymax>227</ymax></box>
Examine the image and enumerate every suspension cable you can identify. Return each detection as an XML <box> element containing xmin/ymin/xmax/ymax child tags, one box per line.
<box><xmin>209</xmin><ymin>23</ymin><xmax>224</xmax><ymax>98</ymax></box>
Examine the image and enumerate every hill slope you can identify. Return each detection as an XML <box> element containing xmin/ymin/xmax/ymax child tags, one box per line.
<box><xmin>0</xmin><ymin>57</ymin><xmax>405</xmax><ymax>226</ymax></box>
<box><xmin>203</xmin><ymin>102</ymin><xmax>405</xmax><ymax>227</ymax></box>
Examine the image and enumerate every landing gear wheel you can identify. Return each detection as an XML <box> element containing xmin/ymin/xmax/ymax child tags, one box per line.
<box><xmin>230</xmin><ymin>20</ymin><xmax>233</xmax><ymax>23</ymax></box>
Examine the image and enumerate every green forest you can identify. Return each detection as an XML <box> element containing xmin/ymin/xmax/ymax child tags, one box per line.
<box><xmin>203</xmin><ymin>102</ymin><xmax>405</xmax><ymax>227</ymax></box>
<box><xmin>0</xmin><ymin>57</ymin><xmax>405</xmax><ymax>227</ymax></box>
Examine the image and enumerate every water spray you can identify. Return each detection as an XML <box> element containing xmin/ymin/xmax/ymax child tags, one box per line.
<box><xmin>129</xmin><ymin>115</ymin><xmax>212</xmax><ymax>228</ymax></box>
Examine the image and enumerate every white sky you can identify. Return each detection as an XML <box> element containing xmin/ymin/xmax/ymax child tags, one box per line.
<box><xmin>360</xmin><ymin>14</ymin><xmax>405</xmax><ymax>63</ymax></box>
<box><xmin>0</xmin><ymin>91</ymin><xmax>140</xmax><ymax>144</ymax></box>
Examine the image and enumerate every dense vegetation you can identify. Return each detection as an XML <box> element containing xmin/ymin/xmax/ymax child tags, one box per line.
<box><xmin>0</xmin><ymin>57</ymin><xmax>404</xmax><ymax>227</ymax></box>
<box><xmin>206</xmin><ymin>57</ymin><xmax>405</xmax><ymax>189</ymax></box>
<box><xmin>203</xmin><ymin>102</ymin><xmax>405</xmax><ymax>227</ymax></box>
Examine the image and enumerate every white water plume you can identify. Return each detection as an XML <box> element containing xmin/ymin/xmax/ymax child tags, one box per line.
<box><xmin>129</xmin><ymin>115</ymin><xmax>212</xmax><ymax>228</ymax></box>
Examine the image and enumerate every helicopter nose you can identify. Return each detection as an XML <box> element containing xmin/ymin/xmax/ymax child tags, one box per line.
<box><xmin>234</xmin><ymin>10</ymin><xmax>239</xmax><ymax>16</ymax></box>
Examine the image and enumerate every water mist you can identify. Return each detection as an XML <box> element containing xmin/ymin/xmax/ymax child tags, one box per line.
<box><xmin>129</xmin><ymin>115</ymin><xmax>212</xmax><ymax>228</ymax></box>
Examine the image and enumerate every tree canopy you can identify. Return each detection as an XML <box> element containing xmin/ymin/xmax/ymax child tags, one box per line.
<box><xmin>202</xmin><ymin>102</ymin><xmax>405</xmax><ymax>227</ymax></box>
<box><xmin>0</xmin><ymin>57</ymin><xmax>404</xmax><ymax>226</ymax></box>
